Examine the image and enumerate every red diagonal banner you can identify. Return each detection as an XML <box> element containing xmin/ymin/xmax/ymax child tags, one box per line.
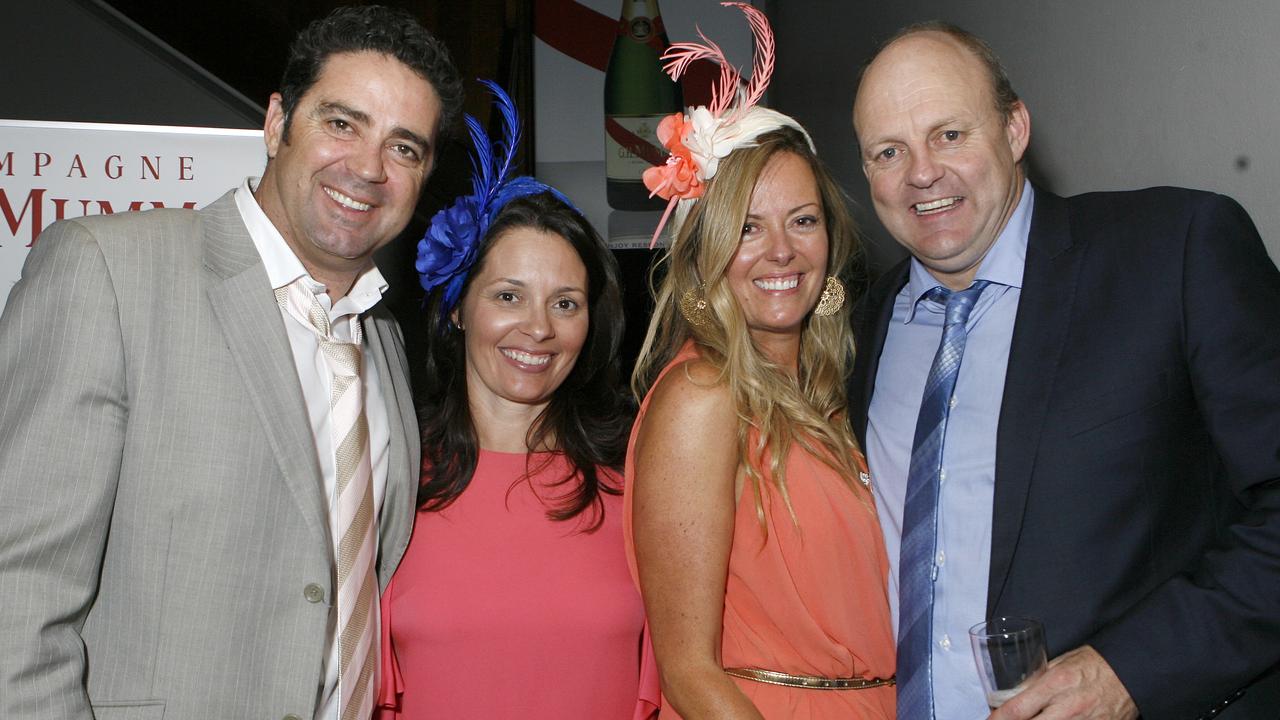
<box><xmin>534</xmin><ymin>0</ymin><xmax>718</xmax><ymax>107</ymax></box>
<box><xmin>534</xmin><ymin>0</ymin><xmax>615</xmax><ymax>72</ymax></box>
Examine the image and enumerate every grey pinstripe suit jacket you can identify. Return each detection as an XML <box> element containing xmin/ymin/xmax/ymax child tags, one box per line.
<box><xmin>0</xmin><ymin>191</ymin><xmax>420</xmax><ymax>720</ymax></box>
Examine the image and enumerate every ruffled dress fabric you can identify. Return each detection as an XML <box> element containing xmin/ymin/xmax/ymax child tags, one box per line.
<box><xmin>623</xmin><ymin>343</ymin><xmax>896</xmax><ymax>719</ymax></box>
<box><xmin>376</xmin><ymin>450</ymin><xmax>648</xmax><ymax>719</ymax></box>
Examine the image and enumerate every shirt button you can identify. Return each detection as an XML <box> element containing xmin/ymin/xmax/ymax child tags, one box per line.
<box><xmin>284</xmin><ymin>715</ymin><xmax>302</xmax><ymax>720</ymax></box>
<box><xmin>939</xmin><ymin>468</ymin><xmax>947</xmax><ymax>482</ymax></box>
<box><xmin>936</xmin><ymin>550</ymin><xmax>946</xmax><ymax>566</ymax></box>
<box><xmin>949</xmin><ymin>395</ymin><xmax>958</xmax><ymax>409</ymax></box>
<box><xmin>940</xmin><ymin>634</ymin><xmax>952</xmax><ymax>651</ymax></box>
<box><xmin>303</xmin><ymin>583</ymin><xmax>325</xmax><ymax>604</ymax></box>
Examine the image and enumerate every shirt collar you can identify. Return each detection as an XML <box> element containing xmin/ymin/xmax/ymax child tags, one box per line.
<box><xmin>234</xmin><ymin>177</ymin><xmax>388</xmax><ymax>316</ymax></box>
<box><xmin>902</xmin><ymin>179</ymin><xmax>1033</xmax><ymax>323</ymax></box>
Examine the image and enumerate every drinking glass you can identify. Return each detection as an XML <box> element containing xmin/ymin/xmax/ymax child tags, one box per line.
<box><xmin>968</xmin><ymin>617</ymin><xmax>1048</xmax><ymax>709</ymax></box>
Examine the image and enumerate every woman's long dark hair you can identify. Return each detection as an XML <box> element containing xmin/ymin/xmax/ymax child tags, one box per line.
<box><xmin>415</xmin><ymin>192</ymin><xmax>632</xmax><ymax>530</ymax></box>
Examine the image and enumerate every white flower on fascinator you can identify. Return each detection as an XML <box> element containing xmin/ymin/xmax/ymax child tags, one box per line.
<box><xmin>683</xmin><ymin>107</ymin><xmax>733</xmax><ymax>179</ymax></box>
<box><xmin>687</xmin><ymin>105</ymin><xmax>812</xmax><ymax>182</ymax></box>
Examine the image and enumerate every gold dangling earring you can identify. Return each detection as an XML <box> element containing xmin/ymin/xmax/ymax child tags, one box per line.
<box><xmin>679</xmin><ymin>286</ymin><xmax>712</xmax><ymax>328</ymax></box>
<box><xmin>813</xmin><ymin>275</ymin><xmax>845</xmax><ymax>317</ymax></box>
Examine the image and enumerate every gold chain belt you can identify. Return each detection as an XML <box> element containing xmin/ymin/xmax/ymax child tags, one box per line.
<box><xmin>724</xmin><ymin>667</ymin><xmax>895</xmax><ymax>690</ymax></box>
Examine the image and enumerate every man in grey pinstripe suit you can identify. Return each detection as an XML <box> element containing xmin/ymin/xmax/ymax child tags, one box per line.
<box><xmin>0</xmin><ymin>7</ymin><xmax>460</xmax><ymax>719</ymax></box>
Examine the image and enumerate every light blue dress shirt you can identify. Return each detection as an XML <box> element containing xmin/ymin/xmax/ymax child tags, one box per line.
<box><xmin>868</xmin><ymin>181</ymin><xmax>1033</xmax><ymax>719</ymax></box>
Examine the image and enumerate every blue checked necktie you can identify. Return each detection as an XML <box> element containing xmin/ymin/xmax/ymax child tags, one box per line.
<box><xmin>896</xmin><ymin>280</ymin><xmax>991</xmax><ymax>719</ymax></box>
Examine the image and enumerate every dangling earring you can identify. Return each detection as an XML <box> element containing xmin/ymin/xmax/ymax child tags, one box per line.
<box><xmin>813</xmin><ymin>276</ymin><xmax>845</xmax><ymax>317</ymax></box>
<box><xmin>679</xmin><ymin>286</ymin><xmax>712</xmax><ymax>328</ymax></box>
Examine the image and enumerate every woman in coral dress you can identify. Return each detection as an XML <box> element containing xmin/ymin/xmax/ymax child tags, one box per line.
<box><xmin>625</xmin><ymin>10</ymin><xmax>895</xmax><ymax>716</ymax></box>
<box><xmin>376</xmin><ymin>83</ymin><xmax>644</xmax><ymax>719</ymax></box>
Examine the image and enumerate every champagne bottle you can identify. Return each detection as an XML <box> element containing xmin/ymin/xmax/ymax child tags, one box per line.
<box><xmin>603</xmin><ymin>0</ymin><xmax>683</xmax><ymax>211</ymax></box>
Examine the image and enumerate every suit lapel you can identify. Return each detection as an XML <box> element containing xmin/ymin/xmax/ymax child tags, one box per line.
<box><xmin>851</xmin><ymin>261</ymin><xmax>910</xmax><ymax>442</ymax></box>
<box><xmin>987</xmin><ymin>188</ymin><xmax>1085</xmax><ymax>615</ymax></box>
<box><xmin>201</xmin><ymin>192</ymin><xmax>329</xmax><ymax>546</ymax></box>
<box><xmin>363</xmin><ymin>312</ymin><xmax>417</xmax><ymax>589</ymax></box>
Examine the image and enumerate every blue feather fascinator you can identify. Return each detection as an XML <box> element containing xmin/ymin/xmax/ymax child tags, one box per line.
<box><xmin>416</xmin><ymin>79</ymin><xmax>578</xmax><ymax>320</ymax></box>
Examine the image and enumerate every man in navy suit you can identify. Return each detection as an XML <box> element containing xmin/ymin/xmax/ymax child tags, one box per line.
<box><xmin>849</xmin><ymin>22</ymin><xmax>1280</xmax><ymax>720</ymax></box>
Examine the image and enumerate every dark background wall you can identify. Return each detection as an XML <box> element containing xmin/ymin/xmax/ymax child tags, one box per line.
<box><xmin>3</xmin><ymin>0</ymin><xmax>262</xmax><ymax>128</ymax></box>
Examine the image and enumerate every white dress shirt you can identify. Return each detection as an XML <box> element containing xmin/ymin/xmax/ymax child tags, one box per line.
<box><xmin>235</xmin><ymin>178</ymin><xmax>391</xmax><ymax>720</ymax></box>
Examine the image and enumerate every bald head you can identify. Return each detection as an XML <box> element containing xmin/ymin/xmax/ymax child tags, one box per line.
<box><xmin>854</xmin><ymin>25</ymin><xmax>1019</xmax><ymax>147</ymax></box>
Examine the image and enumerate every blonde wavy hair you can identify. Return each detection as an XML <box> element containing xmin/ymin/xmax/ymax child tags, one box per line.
<box><xmin>632</xmin><ymin>127</ymin><xmax>870</xmax><ymax>525</ymax></box>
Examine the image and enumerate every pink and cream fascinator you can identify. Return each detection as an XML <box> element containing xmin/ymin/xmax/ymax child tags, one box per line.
<box><xmin>642</xmin><ymin>1</ymin><xmax>814</xmax><ymax>248</ymax></box>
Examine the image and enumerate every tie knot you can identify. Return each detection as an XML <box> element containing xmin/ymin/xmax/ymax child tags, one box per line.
<box><xmin>276</xmin><ymin>279</ymin><xmax>365</xmax><ymax>344</ymax></box>
<box><xmin>276</xmin><ymin>282</ymin><xmax>334</xmax><ymax>338</ymax></box>
<box><xmin>925</xmin><ymin>279</ymin><xmax>991</xmax><ymax>329</ymax></box>
<box><xmin>275</xmin><ymin>280</ymin><xmax>365</xmax><ymax>379</ymax></box>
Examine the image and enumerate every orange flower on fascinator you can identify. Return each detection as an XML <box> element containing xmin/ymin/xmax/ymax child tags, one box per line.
<box><xmin>643</xmin><ymin>113</ymin><xmax>705</xmax><ymax>201</ymax></box>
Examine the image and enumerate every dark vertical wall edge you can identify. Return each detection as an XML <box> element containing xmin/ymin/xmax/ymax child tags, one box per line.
<box><xmin>71</xmin><ymin>0</ymin><xmax>266</xmax><ymax>127</ymax></box>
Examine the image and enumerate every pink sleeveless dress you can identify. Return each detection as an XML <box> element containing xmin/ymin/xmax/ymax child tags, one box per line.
<box><xmin>377</xmin><ymin>450</ymin><xmax>646</xmax><ymax>719</ymax></box>
<box><xmin>623</xmin><ymin>343</ymin><xmax>896</xmax><ymax>719</ymax></box>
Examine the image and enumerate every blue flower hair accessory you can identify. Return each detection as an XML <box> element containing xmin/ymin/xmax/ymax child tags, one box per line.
<box><xmin>416</xmin><ymin>79</ymin><xmax>578</xmax><ymax>321</ymax></box>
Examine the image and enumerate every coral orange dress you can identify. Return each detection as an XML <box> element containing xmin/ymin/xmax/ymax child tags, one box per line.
<box><xmin>377</xmin><ymin>450</ymin><xmax>646</xmax><ymax>719</ymax></box>
<box><xmin>624</xmin><ymin>344</ymin><xmax>896</xmax><ymax>719</ymax></box>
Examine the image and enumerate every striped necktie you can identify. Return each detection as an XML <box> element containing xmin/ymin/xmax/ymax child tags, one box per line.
<box><xmin>276</xmin><ymin>280</ymin><xmax>379</xmax><ymax>720</ymax></box>
<box><xmin>896</xmin><ymin>279</ymin><xmax>991</xmax><ymax>720</ymax></box>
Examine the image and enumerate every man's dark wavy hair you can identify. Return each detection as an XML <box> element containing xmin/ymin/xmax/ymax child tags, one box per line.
<box><xmin>416</xmin><ymin>192</ymin><xmax>633</xmax><ymax>531</ymax></box>
<box><xmin>277</xmin><ymin>5</ymin><xmax>464</xmax><ymax>138</ymax></box>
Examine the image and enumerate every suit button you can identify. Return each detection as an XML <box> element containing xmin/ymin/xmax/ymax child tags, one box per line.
<box><xmin>303</xmin><ymin>583</ymin><xmax>325</xmax><ymax>603</ymax></box>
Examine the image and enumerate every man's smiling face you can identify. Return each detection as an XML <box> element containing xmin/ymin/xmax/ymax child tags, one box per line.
<box><xmin>258</xmin><ymin>50</ymin><xmax>441</xmax><ymax>285</ymax></box>
<box><xmin>854</xmin><ymin>31</ymin><xmax>1029</xmax><ymax>289</ymax></box>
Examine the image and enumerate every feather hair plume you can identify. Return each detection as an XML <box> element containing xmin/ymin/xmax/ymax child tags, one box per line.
<box><xmin>416</xmin><ymin>80</ymin><xmax>577</xmax><ymax>319</ymax></box>
<box><xmin>642</xmin><ymin>2</ymin><xmax>813</xmax><ymax>248</ymax></box>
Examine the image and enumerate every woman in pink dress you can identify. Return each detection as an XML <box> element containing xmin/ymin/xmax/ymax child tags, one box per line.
<box><xmin>375</xmin><ymin>82</ymin><xmax>644</xmax><ymax>720</ymax></box>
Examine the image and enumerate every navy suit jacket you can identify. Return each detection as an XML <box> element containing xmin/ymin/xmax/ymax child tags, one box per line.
<box><xmin>850</xmin><ymin>186</ymin><xmax>1280</xmax><ymax>719</ymax></box>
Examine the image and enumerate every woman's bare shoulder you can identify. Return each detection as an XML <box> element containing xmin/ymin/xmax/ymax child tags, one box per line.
<box><xmin>646</xmin><ymin>357</ymin><xmax>733</xmax><ymax>423</ymax></box>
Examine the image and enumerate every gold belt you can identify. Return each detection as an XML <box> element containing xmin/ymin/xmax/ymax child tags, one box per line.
<box><xmin>724</xmin><ymin>667</ymin><xmax>895</xmax><ymax>690</ymax></box>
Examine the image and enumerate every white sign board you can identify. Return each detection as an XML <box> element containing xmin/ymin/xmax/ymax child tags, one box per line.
<box><xmin>0</xmin><ymin>119</ymin><xmax>265</xmax><ymax>313</ymax></box>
